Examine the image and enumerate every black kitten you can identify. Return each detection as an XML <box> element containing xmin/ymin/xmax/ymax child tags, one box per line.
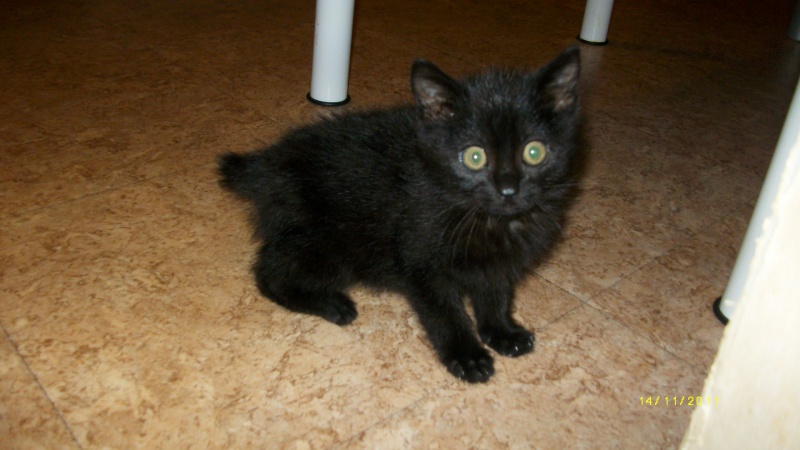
<box><xmin>219</xmin><ymin>47</ymin><xmax>581</xmax><ymax>383</ymax></box>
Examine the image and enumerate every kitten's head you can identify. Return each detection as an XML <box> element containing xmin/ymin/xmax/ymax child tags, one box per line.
<box><xmin>410</xmin><ymin>47</ymin><xmax>580</xmax><ymax>219</ymax></box>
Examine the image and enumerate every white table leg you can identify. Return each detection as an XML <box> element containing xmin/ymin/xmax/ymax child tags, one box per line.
<box><xmin>579</xmin><ymin>0</ymin><xmax>615</xmax><ymax>45</ymax></box>
<box><xmin>714</xmin><ymin>78</ymin><xmax>800</xmax><ymax>324</ymax></box>
<box><xmin>307</xmin><ymin>0</ymin><xmax>355</xmax><ymax>106</ymax></box>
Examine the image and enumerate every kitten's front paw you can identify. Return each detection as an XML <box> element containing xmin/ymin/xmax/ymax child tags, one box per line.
<box><xmin>445</xmin><ymin>349</ymin><xmax>495</xmax><ymax>383</ymax></box>
<box><xmin>480</xmin><ymin>327</ymin><xmax>535</xmax><ymax>357</ymax></box>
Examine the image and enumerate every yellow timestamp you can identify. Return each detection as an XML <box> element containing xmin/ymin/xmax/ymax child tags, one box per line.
<box><xmin>640</xmin><ymin>396</ymin><xmax>719</xmax><ymax>406</ymax></box>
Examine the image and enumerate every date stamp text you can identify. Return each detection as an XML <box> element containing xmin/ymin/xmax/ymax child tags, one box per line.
<box><xmin>640</xmin><ymin>396</ymin><xmax>719</xmax><ymax>406</ymax></box>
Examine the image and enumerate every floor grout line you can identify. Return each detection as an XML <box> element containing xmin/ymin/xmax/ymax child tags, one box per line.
<box><xmin>0</xmin><ymin>322</ymin><xmax>85</xmax><ymax>450</ymax></box>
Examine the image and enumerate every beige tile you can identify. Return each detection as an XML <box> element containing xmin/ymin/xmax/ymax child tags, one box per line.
<box><xmin>348</xmin><ymin>30</ymin><xmax>474</xmax><ymax>105</ymax></box>
<box><xmin>341</xmin><ymin>306</ymin><xmax>706</xmax><ymax>449</ymax></box>
<box><xmin>536</xmin><ymin>123</ymin><xmax>699</xmax><ymax>299</ymax></box>
<box><xmin>512</xmin><ymin>274</ymin><xmax>584</xmax><ymax>330</ymax></box>
<box><xmin>537</xmin><ymin>94</ymin><xmax>772</xmax><ymax>299</ymax></box>
<box><xmin>609</xmin><ymin>1</ymin><xmax>794</xmax><ymax>62</ymax></box>
<box><xmin>357</xmin><ymin>0</ymin><xmax>584</xmax><ymax>67</ymax></box>
<box><xmin>536</xmin><ymin>201</ymin><xmax>661</xmax><ymax>301</ymax></box>
<box><xmin>93</xmin><ymin>0</ymin><xmax>314</xmax><ymax>45</ymax></box>
<box><xmin>223</xmin><ymin>29</ymin><xmax>477</xmax><ymax>129</ymax></box>
<box><xmin>580</xmin><ymin>43</ymin><xmax>794</xmax><ymax>177</ymax></box>
<box><xmin>0</xmin><ymin>2</ymin><xmax>135</xmax><ymax>71</ymax></box>
<box><xmin>0</xmin><ymin>109</ymin><xmax>47</xmax><ymax>146</ymax></box>
<box><xmin>1</xmin><ymin>21</ymin><xmax>148</xmax><ymax>112</ymax></box>
<box><xmin>0</xmin><ymin>331</ymin><xmax>78</xmax><ymax>450</ymax></box>
<box><xmin>602</xmin><ymin>64</ymin><xmax>790</xmax><ymax>191</ymax></box>
<box><xmin>591</xmin><ymin>210</ymin><xmax>750</xmax><ymax>370</ymax></box>
<box><xmin>0</xmin><ymin>93</ymin><xmax>281</xmax><ymax>216</ymax></box>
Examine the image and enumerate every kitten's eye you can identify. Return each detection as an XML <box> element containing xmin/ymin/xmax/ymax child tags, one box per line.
<box><xmin>460</xmin><ymin>146</ymin><xmax>487</xmax><ymax>171</ymax></box>
<box><xmin>523</xmin><ymin>141</ymin><xmax>547</xmax><ymax>166</ymax></box>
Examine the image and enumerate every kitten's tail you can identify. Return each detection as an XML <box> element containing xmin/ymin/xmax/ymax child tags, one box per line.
<box><xmin>217</xmin><ymin>152</ymin><xmax>262</xmax><ymax>200</ymax></box>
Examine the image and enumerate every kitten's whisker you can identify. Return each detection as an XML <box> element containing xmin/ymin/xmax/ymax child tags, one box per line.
<box><xmin>441</xmin><ymin>205</ymin><xmax>471</xmax><ymax>269</ymax></box>
<box><xmin>447</xmin><ymin>210</ymin><xmax>469</xmax><ymax>269</ymax></box>
<box><xmin>463</xmin><ymin>207</ymin><xmax>481</xmax><ymax>263</ymax></box>
<box><xmin>451</xmin><ymin>205</ymin><xmax>480</xmax><ymax>269</ymax></box>
<box><xmin>544</xmin><ymin>182</ymin><xmax>580</xmax><ymax>191</ymax></box>
<box><xmin>437</xmin><ymin>206</ymin><xmax>468</xmax><ymax>254</ymax></box>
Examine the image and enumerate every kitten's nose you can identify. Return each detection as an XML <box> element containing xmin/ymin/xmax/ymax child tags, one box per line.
<box><xmin>501</xmin><ymin>186</ymin><xmax>517</xmax><ymax>197</ymax></box>
<box><xmin>497</xmin><ymin>173</ymin><xmax>519</xmax><ymax>197</ymax></box>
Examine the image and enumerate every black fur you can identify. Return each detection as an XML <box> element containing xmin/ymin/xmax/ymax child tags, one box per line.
<box><xmin>218</xmin><ymin>47</ymin><xmax>581</xmax><ymax>383</ymax></box>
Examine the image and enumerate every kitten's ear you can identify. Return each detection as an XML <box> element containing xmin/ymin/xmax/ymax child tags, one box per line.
<box><xmin>538</xmin><ymin>46</ymin><xmax>580</xmax><ymax>113</ymax></box>
<box><xmin>411</xmin><ymin>60</ymin><xmax>463</xmax><ymax>120</ymax></box>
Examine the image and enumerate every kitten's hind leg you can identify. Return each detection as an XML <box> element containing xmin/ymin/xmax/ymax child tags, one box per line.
<box><xmin>472</xmin><ymin>286</ymin><xmax>534</xmax><ymax>357</ymax></box>
<box><xmin>253</xmin><ymin>246</ymin><xmax>358</xmax><ymax>326</ymax></box>
<box><xmin>262</xmin><ymin>284</ymin><xmax>358</xmax><ymax>326</ymax></box>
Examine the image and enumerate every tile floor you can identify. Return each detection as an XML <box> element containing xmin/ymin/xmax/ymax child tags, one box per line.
<box><xmin>1</xmin><ymin>0</ymin><xmax>798</xmax><ymax>448</ymax></box>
